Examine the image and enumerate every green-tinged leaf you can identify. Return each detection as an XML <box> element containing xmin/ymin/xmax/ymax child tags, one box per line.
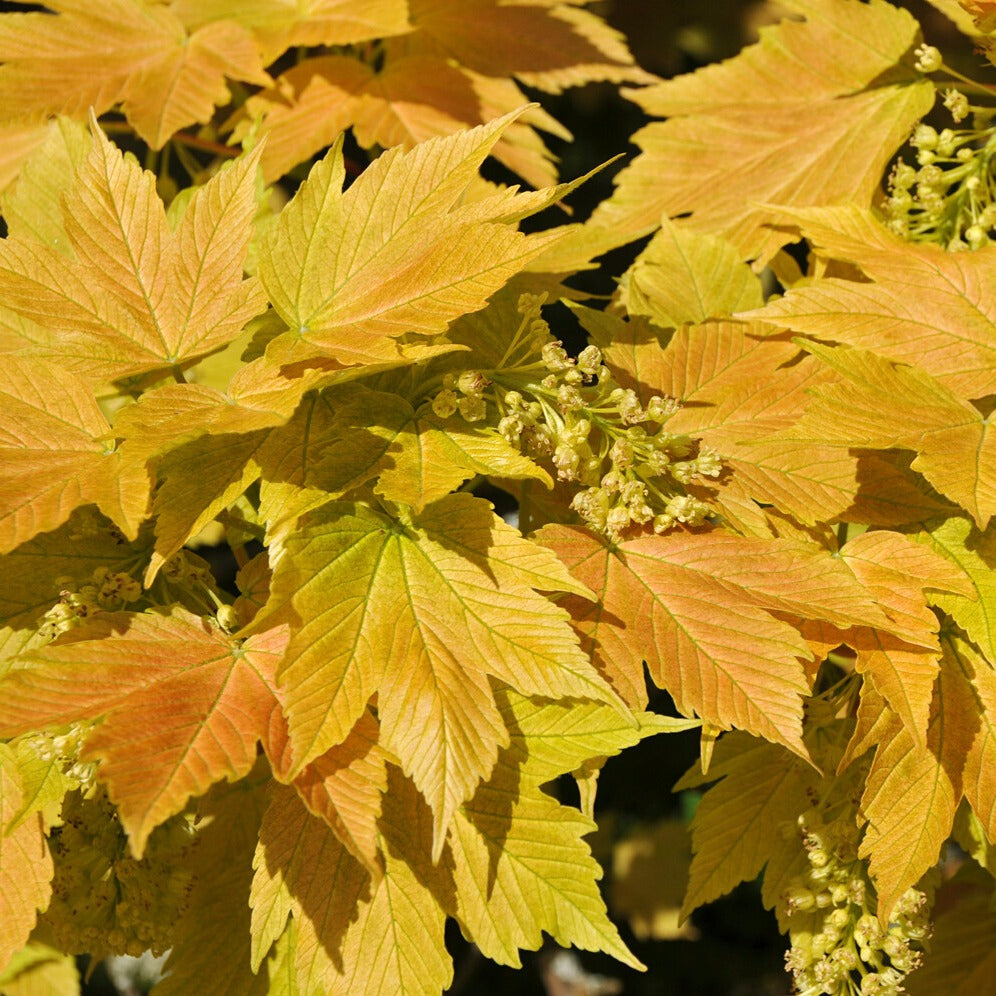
<box><xmin>916</xmin><ymin>517</ymin><xmax>996</xmax><ymax>661</ymax></box>
<box><xmin>783</xmin><ymin>342</ymin><xmax>996</xmax><ymax>528</ymax></box>
<box><xmin>146</xmin><ymin>430</ymin><xmax>268</xmax><ymax>584</ymax></box>
<box><xmin>0</xmin><ymin>744</ymin><xmax>53</xmax><ymax>973</ymax></box>
<box><xmin>587</xmin><ymin>0</ymin><xmax>933</xmax><ymax>262</ymax></box>
<box><xmin>673</xmin><ymin>733</ymin><xmax>819</xmax><ymax>919</ymax></box>
<box><xmin>172</xmin><ymin>0</ymin><xmax>410</xmax><ymax>61</ymax></box>
<box><xmin>0</xmin><ymin>125</ymin><xmax>265</xmax><ymax>384</ymax></box>
<box><xmin>0</xmin><ymin>608</ymin><xmax>289</xmax><ymax>858</ymax></box>
<box><xmin>250</xmin><ymin>783</ymin><xmax>370</xmax><ymax>989</ymax></box>
<box><xmin>619</xmin><ymin>221</ymin><xmax>763</xmax><ymax>327</ymax></box>
<box><xmin>0</xmin><ymin>116</ymin><xmax>90</xmax><ymax>248</ymax></box>
<box><xmin>258</xmin><ymin>115</ymin><xmax>563</xmax><ymax>369</ymax></box>
<box><xmin>0</xmin><ymin>942</ymin><xmax>80</xmax><ymax>996</ymax></box>
<box><xmin>329</xmin><ymin>769</ymin><xmax>454</xmax><ymax>995</ymax></box>
<box><xmin>153</xmin><ymin>771</ymin><xmax>270</xmax><ymax>996</ymax></box>
<box><xmin>246</xmin><ymin>496</ymin><xmax>616</xmax><ymax>853</ymax></box>
<box><xmin>450</xmin><ymin>741</ymin><xmax>642</xmax><ymax>969</ymax></box>
<box><xmin>739</xmin><ymin>205</ymin><xmax>996</xmax><ymax>398</ymax></box>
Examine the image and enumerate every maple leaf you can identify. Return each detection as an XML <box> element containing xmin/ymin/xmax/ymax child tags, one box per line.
<box><xmin>0</xmin><ymin>745</ymin><xmax>53</xmax><ymax>973</ymax></box>
<box><xmin>672</xmin><ymin>733</ymin><xmax>819</xmax><ymax>919</ymax></box>
<box><xmin>394</xmin><ymin>0</ymin><xmax>654</xmax><ymax>94</ymax></box>
<box><xmin>586</xmin><ymin>0</ymin><xmax>934</xmax><ymax>264</ymax></box>
<box><xmin>574</xmin><ymin>308</ymin><xmax>875</xmax><ymax>529</ymax></box>
<box><xmin>916</xmin><ymin>516</ymin><xmax>996</xmax><ymax>662</ymax></box>
<box><xmin>781</xmin><ymin>342</ymin><xmax>996</xmax><ymax>529</ymax></box>
<box><xmin>856</xmin><ymin>629</ymin><xmax>996</xmax><ymax>917</ymax></box>
<box><xmin>0</xmin><ymin>608</ymin><xmax>290</xmax><ymax>857</ymax></box>
<box><xmin>741</xmin><ymin>206</ymin><xmax>996</xmax><ymax>399</ymax></box>
<box><xmin>171</xmin><ymin>0</ymin><xmax>411</xmax><ymax>62</ymax></box>
<box><xmin>250</xmin><ymin>783</ymin><xmax>370</xmax><ymax>992</ymax></box>
<box><xmin>0</xmin><ymin>121</ymin><xmax>51</xmax><ymax>197</ymax></box>
<box><xmin>536</xmin><ymin>525</ymin><xmax>893</xmax><ymax>754</ymax></box>
<box><xmin>0</xmin><ymin>0</ymin><xmax>270</xmax><ymax>148</ymax></box>
<box><xmin>0</xmin><ymin>355</ymin><xmax>147</xmax><ymax>554</ymax></box>
<box><xmin>289</xmin><ymin>710</ymin><xmax>388</xmax><ymax>877</ymax></box>
<box><xmin>0</xmin><ymin>508</ymin><xmax>150</xmax><ymax>663</ymax></box>
<box><xmin>617</xmin><ymin>220</ymin><xmax>764</xmax><ymax>328</ymax></box>
<box><xmin>244</xmin><ymin>493</ymin><xmax>615</xmax><ymax>854</ymax></box>
<box><xmin>257</xmin><ymin>114</ymin><xmax>566</xmax><ymax>371</ymax></box>
<box><xmin>905</xmin><ymin>866</ymin><xmax>996</xmax><ymax>995</ymax></box>
<box><xmin>448</xmin><ymin>691</ymin><xmax>651</xmax><ymax>969</ymax></box>
<box><xmin>154</xmin><ymin>773</ymin><xmax>271</xmax><ymax>996</ymax></box>
<box><xmin>0</xmin><ymin>123</ymin><xmax>266</xmax><ymax>385</ymax></box>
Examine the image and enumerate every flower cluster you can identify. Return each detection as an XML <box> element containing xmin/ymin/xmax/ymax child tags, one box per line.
<box><xmin>42</xmin><ymin>788</ymin><xmax>195</xmax><ymax>960</ymax></box>
<box><xmin>781</xmin><ymin>808</ymin><xmax>931</xmax><ymax>996</ymax></box>
<box><xmin>884</xmin><ymin>97</ymin><xmax>996</xmax><ymax>248</ymax></box>
<box><xmin>18</xmin><ymin>723</ymin><xmax>96</xmax><ymax>792</ymax></box>
<box><xmin>431</xmin><ymin>294</ymin><xmax>720</xmax><ymax>537</ymax></box>
<box><xmin>38</xmin><ymin>567</ymin><xmax>143</xmax><ymax>642</ymax></box>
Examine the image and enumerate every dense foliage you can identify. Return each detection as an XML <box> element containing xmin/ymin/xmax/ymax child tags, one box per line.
<box><xmin>0</xmin><ymin>1</ymin><xmax>994</xmax><ymax>993</ymax></box>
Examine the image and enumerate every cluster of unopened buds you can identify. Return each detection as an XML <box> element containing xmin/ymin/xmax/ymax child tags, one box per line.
<box><xmin>430</xmin><ymin>293</ymin><xmax>720</xmax><ymax>537</ymax></box>
<box><xmin>885</xmin><ymin>45</ymin><xmax>996</xmax><ymax>248</ymax></box>
<box><xmin>38</xmin><ymin>567</ymin><xmax>143</xmax><ymax>641</ymax></box>
<box><xmin>781</xmin><ymin>808</ymin><xmax>930</xmax><ymax>996</ymax></box>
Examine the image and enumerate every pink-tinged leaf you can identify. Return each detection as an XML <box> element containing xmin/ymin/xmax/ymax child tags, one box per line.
<box><xmin>0</xmin><ymin>609</ymin><xmax>289</xmax><ymax>857</ymax></box>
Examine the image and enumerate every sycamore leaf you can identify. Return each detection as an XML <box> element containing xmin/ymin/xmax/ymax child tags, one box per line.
<box><xmin>787</xmin><ymin>343</ymin><xmax>996</xmax><ymax>529</ymax></box>
<box><xmin>250</xmin><ymin>783</ymin><xmax>370</xmax><ymax>991</ymax></box>
<box><xmin>0</xmin><ymin>744</ymin><xmax>53</xmax><ymax>973</ymax></box>
<box><xmin>587</xmin><ymin>0</ymin><xmax>933</xmax><ymax>263</ymax></box>
<box><xmin>0</xmin><ymin>508</ymin><xmax>150</xmax><ymax>663</ymax></box>
<box><xmin>153</xmin><ymin>772</ymin><xmax>270</xmax><ymax>996</ymax></box>
<box><xmin>291</xmin><ymin>710</ymin><xmax>388</xmax><ymax>877</ymax></box>
<box><xmin>0</xmin><ymin>125</ymin><xmax>266</xmax><ymax>385</ymax></box>
<box><xmin>145</xmin><ymin>430</ymin><xmax>269</xmax><ymax>584</ymax></box>
<box><xmin>257</xmin><ymin>115</ymin><xmax>563</xmax><ymax>370</ymax></box>
<box><xmin>857</xmin><ymin>629</ymin><xmax>996</xmax><ymax>917</ymax></box>
<box><xmin>0</xmin><ymin>0</ymin><xmax>269</xmax><ymax>148</ymax></box>
<box><xmin>0</xmin><ymin>116</ymin><xmax>90</xmax><ymax>248</ymax></box>
<box><xmin>905</xmin><ymin>868</ymin><xmax>996</xmax><ymax>995</ymax></box>
<box><xmin>742</xmin><ymin>205</ymin><xmax>996</xmax><ymax>399</ymax></box>
<box><xmin>537</xmin><ymin>524</ymin><xmax>892</xmax><ymax>753</ymax></box>
<box><xmin>576</xmin><ymin>313</ymin><xmax>864</xmax><ymax>527</ymax></box>
<box><xmin>450</xmin><ymin>746</ymin><xmax>642</xmax><ymax>970</ymax></box>
<box><xmin>246</xmin><ymin>494</ymin><xmax>615</xmax><ymax>853</ymax></box>
<box><xmin>328</xmin><ymin>769</ymin><xmax>454</xmax><ymax>995</ymax></box>
<box><xmin>916</xmin><ymin>517</ymin><xmax>996</xmax><ymax>662</ymax></box>
<box><xmin>618</xmin><ymin>221</ymin><xmax>764</xmax><ymax>328</ymax></box>
<box><xmin>0</xmin><ymin>121</ymin><xmax>51</xmax><ymax>198</ymax></box>
<box><xmin>0</xmin><ymin>942</ymin><xmax>80</xmax><ymax>996</ymax></box>
<box><xmin>0</xmin><ymin>608</ymin><xmax>289</xmax><ymax>858</ymax></box>
<box><xmin>172</xmin><ymin>0</ymin><xmax>410</xmax><ymax>62</ymax></box>
<box><xmin>0</xmin><ymin>355</ymin><xmax>147</xmax><ymax>553</ymax></box>
<box><xmin>673</xmin><ymin>733</ymin><xmax>819</xmax><ymax>919</ymax></box>
<box><xmin>396</xmin><ymin>0</ymin><xmax>654</xmax><ymax>94</ymax></box>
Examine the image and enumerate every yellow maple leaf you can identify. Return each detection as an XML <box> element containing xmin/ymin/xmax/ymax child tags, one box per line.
<box><xmin>172</xmin><ymin>0</ymin><xmax>410</xmax><ymax>62</ymax></box>
<box><xmin>243</xmin><ymin>493</ymin><xmax>614</xmax><ymax>855</ymax></box>
<box><xmin>587</xmin><ymin>0</ymin><xmax>934</xmax><ymax>264</ymax></box>
<box><xmin>0</xmin><ymin>356</ymin><xmax>147</xmax><ymax>553</ymax></box>
<box><xmin>0</xmin><ymin>0</ymin><xmax>270</xmax><ymax>148</ymax></box>
<box><xmin>0</xmin><ymin>122</ymin><xmax>266</xmax><ymax>385</ymax></box>
<box><xmin>0</xmin><ymin>745</ymin><xmax>53</xmax><ymax>973</ymax></box>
